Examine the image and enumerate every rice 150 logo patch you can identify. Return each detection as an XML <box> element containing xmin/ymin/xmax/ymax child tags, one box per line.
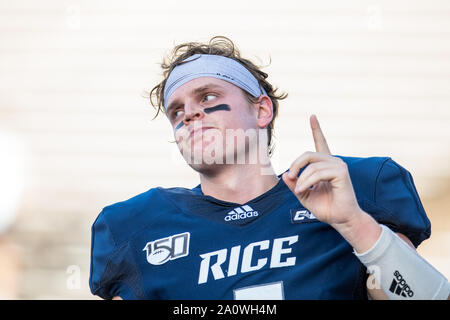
<box><xmin>143</xmin><ymin>232</ymin><xmax>190</xmax><ymax>265</ymax></box>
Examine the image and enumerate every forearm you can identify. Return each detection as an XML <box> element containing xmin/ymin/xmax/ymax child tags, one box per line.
<box><xmin>332</xmin><ymin>210</ymin><xmax>450</xmax><ymax>300</ymax></box>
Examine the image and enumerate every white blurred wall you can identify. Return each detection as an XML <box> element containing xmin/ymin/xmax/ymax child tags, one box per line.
<box><xmin>0</xmin><ymin>0</ymin><xmax>449</xmax><ymax>299</ymax></box>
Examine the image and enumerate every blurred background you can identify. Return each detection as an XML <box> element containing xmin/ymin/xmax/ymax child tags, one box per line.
<box><xmin>0</xmin><ymin>0</ymin><xmax>449</xmax><ymax>299</ymax></box>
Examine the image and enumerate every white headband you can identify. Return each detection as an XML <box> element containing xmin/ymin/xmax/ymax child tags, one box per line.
<box><xmin>163</xmin><ymin>54</ymin><xmax>268</xmax><ymax>111</ymax></box>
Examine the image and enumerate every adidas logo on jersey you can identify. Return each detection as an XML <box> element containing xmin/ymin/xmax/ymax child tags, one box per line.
<box><xmin>224</xmin><ymin>205</ymin><xmax>259</xmax><ymax>222</ymax></box>
<box><xmin>389</xmin><ymin>270</ymin><xmax>414</xmax><ymax>297</ymax></box>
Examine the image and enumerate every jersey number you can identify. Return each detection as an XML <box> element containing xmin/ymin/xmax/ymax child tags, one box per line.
<box><xmin>233</xmin><ymin>281</ymin><xmax>284</xmax><ymax>300</ymax></box>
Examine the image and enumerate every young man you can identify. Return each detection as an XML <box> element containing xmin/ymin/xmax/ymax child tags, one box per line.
<box><xmin>89</xmin><ymin>36</ymin><xmax>449</xmax><ymax>300</ymax></box>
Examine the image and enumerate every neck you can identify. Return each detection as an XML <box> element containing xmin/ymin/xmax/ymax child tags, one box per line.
<box><xmin>199</xmin><ymin>163</ymin><xmax>279</xmax><ymax>204</ymax></box>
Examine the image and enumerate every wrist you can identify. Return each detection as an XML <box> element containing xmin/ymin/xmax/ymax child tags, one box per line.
<box><xmin>331</xmin><ymin>209</ymin><xmax>382</xmax><ymax>254</ymax></box>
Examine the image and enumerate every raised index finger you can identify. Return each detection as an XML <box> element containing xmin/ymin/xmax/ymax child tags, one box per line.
<box><xmin>310</xmin><ymin>114</ymin><xmax>331</xmax><ymax>155</ymax></box>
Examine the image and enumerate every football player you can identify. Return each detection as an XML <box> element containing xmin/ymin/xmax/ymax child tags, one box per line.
<box><xmin>90</xmin><ymin>36</ymin><xmax>449</xmax><ymax>300</ymax></box>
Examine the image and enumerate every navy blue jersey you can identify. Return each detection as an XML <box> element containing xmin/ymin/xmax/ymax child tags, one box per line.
<box><xmin>89</xmin><ymin>155</ymin><xmax>431</xmax><ymax>300</ymax></box>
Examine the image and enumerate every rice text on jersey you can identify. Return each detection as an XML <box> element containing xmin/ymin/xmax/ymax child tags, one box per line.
<box><xmin>198</xmin><ymin>235</ymin><xmax>299</xmax><ymax>284</ymax></box>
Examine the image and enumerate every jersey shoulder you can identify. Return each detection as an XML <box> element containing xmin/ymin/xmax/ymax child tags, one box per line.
<box><xmin>95</xmin><ymin>186</ymin><xmax>195</xmax><ymax>246</ymax></box>
<box><xmin>335</xmin><ymin>154</ymin><xmax>390</xmax><ymax>192</ymax></box>
<box><xmin>335</xmin><ymin>154</ymin><xmax>431</xmax><ymax>247</ymax></box>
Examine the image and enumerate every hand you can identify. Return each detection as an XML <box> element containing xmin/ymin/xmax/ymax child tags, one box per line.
<box><xmin>282</xmin><ymin>115</ymin><xmax>363</xmax><ymax>228</ymax></box>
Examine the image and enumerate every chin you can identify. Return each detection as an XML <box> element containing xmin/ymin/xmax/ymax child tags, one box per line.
<box><xmin>182</xmin><ymin>150</ymin><xmax>226</xmax><ymax>167</ymax></box>
<box><xmin>187</xmin><ymin>162</ymin><xmax>224</xmax><ymax>176</ymax></box>
<box><xmin>179</xmin><ymin>136</ymin><xmax>225</xmax><ymax>164</ymax></box>
<box><xmin>177</xmin><ymin>134</ymin><xmax>250</xmax><ymax>170</ymax></box>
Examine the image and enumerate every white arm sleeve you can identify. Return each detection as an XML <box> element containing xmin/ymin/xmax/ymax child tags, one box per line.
<box><xmin>354</xmin><ymin>224</ymin><xmax>449</xmax><ymax>300</ymax></box>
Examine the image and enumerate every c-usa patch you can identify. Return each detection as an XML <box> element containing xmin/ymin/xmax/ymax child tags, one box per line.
<box><xmin>290</xmin><ymin>209</ymin><xmax>318</xmax><ymax>224</ymax></box>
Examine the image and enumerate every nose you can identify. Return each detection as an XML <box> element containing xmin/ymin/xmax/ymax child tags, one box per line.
<box><xmin>183</xmin><ymin>102</ymin><xmax>204</xmax><ymax>124</ymax></box>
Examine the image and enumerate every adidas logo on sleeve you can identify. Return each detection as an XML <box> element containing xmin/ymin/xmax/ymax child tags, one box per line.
<box><xmin>389</xmin><ymin>270</ymin><xmax>414</xmax><ymax>298</ymax></box>
<box><xmin>224</xmin><ymin>205</ymin><xmax>259</xmax><ymax>223</ymax></box>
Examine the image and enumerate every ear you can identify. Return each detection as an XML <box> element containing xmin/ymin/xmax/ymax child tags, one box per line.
<box><xmin>253</xmin><ymin>95</ymin><xmax>273</xmax><ymax>129</ymax></box>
